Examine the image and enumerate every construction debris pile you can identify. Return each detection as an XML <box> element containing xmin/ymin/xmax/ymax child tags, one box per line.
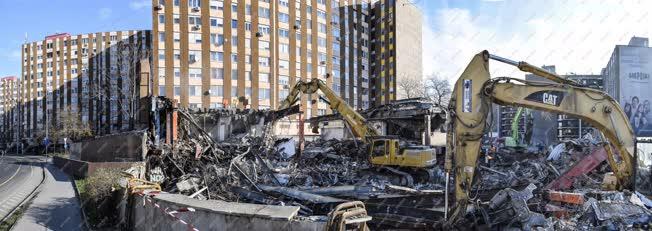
<box><xmin>144</xmin><ymin>108</ymin><xmax>446</xmax><ymax>229</ymax></box>
<box><xmin>466</xmin><ymin>138</ymin><xmax>652</xmax><ymax>230</ymax></box>
<box><xmin>141</xmin><ymin>106</ymin><xmax>652</xmax><ymax>229</ymax></box>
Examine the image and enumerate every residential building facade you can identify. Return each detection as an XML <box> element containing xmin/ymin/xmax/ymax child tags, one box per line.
<box><xmin>152</xmin><ymin>0</ymin><xmax>373</xmax><ymax>117</ymax></box>
<box><xmin>0</xmin><ymin>76</ymin><xmax>20</xmax><ymax>143</ymax></box>
<box><xmin>370</xmin><ymin>0</ymin><xmax>422</xmax><ymax>106</ymax></box>
<box><xmin>21</xmin><ymin>31</ymin><xmax>152</xmax><ymax>140</ymax></box>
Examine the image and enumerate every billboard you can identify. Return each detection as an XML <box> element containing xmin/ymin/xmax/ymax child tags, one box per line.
<box><xmin>619</xmin><ymin>46</ymin><xmax>652</xmax><ymax>136</ymax></box>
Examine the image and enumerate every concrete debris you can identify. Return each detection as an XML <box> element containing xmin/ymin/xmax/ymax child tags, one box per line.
<box><xmin>141</xmin><ymin>104</ymin><xmax>652</xmax><ymax>229</ymax></box>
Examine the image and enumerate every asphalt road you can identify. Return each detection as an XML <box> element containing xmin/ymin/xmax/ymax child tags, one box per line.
<box><xmin>0</xmin><ymin>155</ymin><xmax>44</xmax><ymax>220</ymax></box>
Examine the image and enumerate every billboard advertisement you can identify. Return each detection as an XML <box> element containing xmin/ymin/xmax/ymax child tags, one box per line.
<box><xmin>619</xmin><ymin>46</ymin><xmax>652</xmax><ymax>136</ymax></box>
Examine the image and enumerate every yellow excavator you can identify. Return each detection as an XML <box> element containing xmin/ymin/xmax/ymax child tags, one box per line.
<box><xmin>445</xmin><ymin>50</ymin><xmax>636</xmax><ymax>224</ymax></box>
<box><xmin>277</xmin><ymin>78</ymin><xmax>438</xmax><ymax>169</ymax></box>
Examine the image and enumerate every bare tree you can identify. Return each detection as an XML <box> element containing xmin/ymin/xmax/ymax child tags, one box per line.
<box><xmin>396</xmin><ymin>75</ymin><xmax>425</xmax><ymax>99</ymax></box>
<box><xmin>36</xmin><ymin>107</ymin><xmax>93</xmax><ymax>143</ymax></box>
<box><xmin>424</xmin><ymin>74</ymin><xmax>452</xmax><ymax>109</ymax></box>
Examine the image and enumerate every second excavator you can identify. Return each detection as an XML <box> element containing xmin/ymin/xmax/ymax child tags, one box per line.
<box><xmin>276</xmin><ymin>78</ymin><xmax>438</xmax><ymax>179</ymax></box>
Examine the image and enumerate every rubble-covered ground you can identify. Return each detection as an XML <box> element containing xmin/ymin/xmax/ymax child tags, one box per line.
<box><xmin>143</xmin><ymin>109</ymin><xmax>652</xmax><ymax>230</ymax></box>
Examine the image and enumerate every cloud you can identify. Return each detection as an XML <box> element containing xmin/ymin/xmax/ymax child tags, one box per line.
<box><xmin>422</xmin><ymin>1</ymin><xmax>652</xmax><ymax>83</ymax></box>
<box><xmin>99</xmin><ymin>7</ymin><xmax>112</xmax><ymax>20</ymax></box>
<box><xmin>129</xmin><ymin>0</ymin><xmax>151</xmax><ymax>10</ymax></box>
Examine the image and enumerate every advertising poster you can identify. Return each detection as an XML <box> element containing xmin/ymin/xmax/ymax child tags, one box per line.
<box><xmin>619</xmin><ymin>47</ymin><xmax>652</xmax><ymax>136</ymax></box>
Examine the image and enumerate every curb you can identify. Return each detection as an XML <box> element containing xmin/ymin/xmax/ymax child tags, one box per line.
<box><xmin>1</xmin><ymin>156</ymin><xmax>47</xmax><ymax>230</ymax></box>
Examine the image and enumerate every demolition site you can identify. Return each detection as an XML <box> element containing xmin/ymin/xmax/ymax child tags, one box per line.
<box><xmin>26</xmin><ymin>51</ymin><xmax>650</xmax><ymax>231</ymax></box>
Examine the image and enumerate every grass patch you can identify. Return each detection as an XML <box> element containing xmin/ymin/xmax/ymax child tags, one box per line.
<box><xmin>0</xmin><ymin>195</ymin><xmax>36</xmax><ymax>231</ymax></box>
<box><xmin>75</xmin><ymin>168</ymin><xmax>123</xmax><ymax>228</ymax></box>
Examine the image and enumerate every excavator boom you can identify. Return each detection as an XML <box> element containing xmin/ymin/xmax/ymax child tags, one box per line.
<box><xmin>446</xmin><ymin>50</ymin><xmax>636</xmax><ymax>223</ymax></box>
<box><xmin>278</xmin><ymin>78</ymin><xmax>379</xmax><ymax>139</ymax></box>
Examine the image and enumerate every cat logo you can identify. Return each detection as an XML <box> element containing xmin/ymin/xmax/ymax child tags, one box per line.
<box><xmin>525</xmin><ymin>90</ymin><xmax>565</xmax><ymax>107</ymax></box>
<box><xmin>542</xmin><ymin>92</ymin><xmax>558</xmax><ymax>106</ymax></box>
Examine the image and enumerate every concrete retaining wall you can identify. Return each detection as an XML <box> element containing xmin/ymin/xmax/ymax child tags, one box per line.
<box><xmin>70</xmin><ymin>131</ymin><xmax>147</xmax><ymax>162</ymax></box>
<box><xmin>130</xmin><ymin>192</ymin><xmax>325</xmax><ymax>231</ymax></box>
<box><xmin>53</xmin><ymin>156</ymin><xmax>144</xmax><ymax>179</ymax></box>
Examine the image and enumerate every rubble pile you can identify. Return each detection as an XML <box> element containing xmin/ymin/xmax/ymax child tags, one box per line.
<box><xmin>141</xmin><ymin>107</ymin><xmax>652</xmax><ymax>229</ymax></box>
<box><xmin>465</xmin><ymin>138</ymin><xmax>652</xmax><ymax>230</ymax></box>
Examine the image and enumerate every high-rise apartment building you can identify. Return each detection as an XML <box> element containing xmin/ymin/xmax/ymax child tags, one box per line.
<box><xmin>152</xmin><ymin>0</ymin><xmax>423</xmax><ymax>116</ymax></box>
<box><xmin>370</xmin><ymin>0</ymin><xmax>422</xmax><ymax>105</ymax></box>
<box><xmin>0</xmin><ymin>76</ymin><xmax>20</xmax><ymax>143</ymax></box>
<box><xmin>21</xmin><ymin>31</ymin><xmax>151</xmax><ymax>139</ymax></box>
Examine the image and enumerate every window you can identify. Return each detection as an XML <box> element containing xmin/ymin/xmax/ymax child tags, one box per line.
<box><xmin>158</xmin><ymin>15</ymin><xmax>165</xmax><ymax>24</ymax></box>
<box><xmin>245</xmin><ymin>71</ymin><xmax>252</xmax><ymax>81</ymax></box>
<box><xmin>278</xmin><ymin>12</ymin><xmax>289</xmax><ymax>23</ymax></box>
<box><xmin>259</xmin><ymin>88</ymin><xmax>271</xmax><ymax>100</ymax></box>
<box><xmin>258</xmin><ymin>41</ymin><xmax>270</xmax><ymax>51</ymax></box>
<box><xmin>210</xmin><ymin>85</ymin><xmax>223</xmax><ymax>96</ymax></box>
<box><xmin>210</xmin><ymin>0</ymin><xmax>223</xmax><ymax>10</ymax></box>
<box><xmin>245</xmin><ymin>22</ymin><xmax>252</xmax><ymax>31</ymax></box>
<box><xmin>279</xmin><ymin>60</ymin><xmax>289</xmax><ymax>69</ymax></box>
<box><xmin>259</xmin><ymin>7</ymin><xmax>270</xmax><ymax>18</ymax></box>
<box><xmin>210</xmin><ymin>17</ymin><xmax>223</xmax><ymax>27</ymax></box>
<box><xmin>210</xmin><ymin>34</ymin><xmax>224</xmax><ymax>45</ymax></box>
<box><xmin>231</xmin><ymin>86</ymin><xmax>237</xmax><ymax>97</ymax></box>
<box><xmin>231</xmin><ymin>70</ymin><xmax>238</xmax><ymax>80</ymax></box>
<box><xmin>189</xmin><ymin>16</ymin><xmax>202</xmax><ymax>25</ymax></box>
<box><xmin>211</xmin><ymin>51</ymin><xmax>223</xmax><ymax>61</ymax></box>
<box><xmin>158</xmin><ymin>50</ymin><xmax>165</xmax><ymax>60</ymax></box>
<box><xmin>159</xmin><ymin>86</ymin><xmax>166</xmax><ymax>96</ymax></box>
<box><xmin>173</xmin><ymin>32</ymin><xmax>181</xmax><ymax>42</ymax></box>
<box><xmin>318</xmin><ymin>10</ymin><xmax>327</xmax><ymax>20</ymax></box>
<box><xmin>174</xmin><ymin>0</ymin><xmax>180</xmax><ymax>6</ymax></box>
<box><xmin>174</xmin><ymin>86</ymin><xmax>181</xmax><ymax>96</ymax></box>
<box><xmin>318</xmin><ymin>23</ymin><xmax>327</xmax><ymax>33</ymax></box>
<box><xmin>159</xmin><ymin>32</ymin><xmax>165</xmax><ymax>41</ymax></box>
<box><xmin>279</xmin><ymin>75</ymin><xmax>289</xmax><ymax>85</ymax></box>
<box><xmin>232</xmin><ymin>35</ymin><xmax>238</xmax><ymax>46</ymax></box>
<box><xmin>212</xmin><ymin>68</ymin><xmax>224</xmax><ymax>79</ymax></box>
<box><xmin>245</xmin><ymin>4</ymin><xmax>252</xmax><ymax>15</ymax></box>
<box><xmin>189</xmin><ymin>85</ymin><xmax>201</xmax><ymax>96</ymax></box>
<box><xmin>279</xmin><ymin>0</ymin><xmax>289</xmax><ymax>7</ymax></box>
<box><xmin>231</xmin><ymin>19</ymin><xmax>238</xmax><ymax>28</ymax></box>
<box><xmin>189</xmin><ymin>0</ymin><xmax>201</xmax><ymax>8</ymax></box>
<box><xmin>280</xmin><ymin>43</ymin><xmax>289</xmax><ymax>53</ymax></box>
<box><xmin>258</xmin><ymin>24</ymin><xmax>270</xmax><ymax>34</ymax></box>
<box><xmin>231</xmin><ymin>53</ymin><xmax>237</xmax><ymax>62</ymax></box>
<box><xmin>279</xmin><ymin>29</ymin><xmax>289</xmax><ymax>38</ymax></box>
<box><xmin>174</xmin><ymin>68</ymin><xmax>181</xmax><ymax>78</ymax></box>
<box><xmin>259</xmin><ymin>73</ymin><xmax>270</xmax><ymax>83</ymax></box>
<box><xmin>174</xmin><ymin>50</ymin><xmax>181</xmax><ymax>60</ymax></box>
<box><xmin>189</xmin><ymin>68</ymin><xmax>202</xmax><ymax>79</ymax></box>
<box><xmin>318</xmin><ymin>38</ymin><xmax>326</xmax><ymax>47</ymax></box>
<box><xmin>189</xmin><ymin>50</ymin><xmax>201</xmax><ymax>63</ymax></box>
<box><xmin>174</xmin><ymin>14</ymin><xmax>180</xmax><ymax>24</ymax></box>
<box><xmin>191</xmin><ymin>33</ymin><xmax>202</xmax><ymax>43</ymax></box>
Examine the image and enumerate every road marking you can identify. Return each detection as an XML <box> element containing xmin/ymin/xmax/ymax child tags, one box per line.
<box><xmin>0</xmin><ymin>161</ymin><xmax>21</xmax><ymax>188</ymax></box>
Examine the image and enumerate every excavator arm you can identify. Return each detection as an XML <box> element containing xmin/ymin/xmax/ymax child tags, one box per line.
<box><xmin>446</xmin><ymin>50</ymin><xmax>636</xmax><ymax>223</ymax></box>
<box><xmin>278</xmin><ymin>78</ymin><xmax>379</xmax><ymax>139</ymax></box>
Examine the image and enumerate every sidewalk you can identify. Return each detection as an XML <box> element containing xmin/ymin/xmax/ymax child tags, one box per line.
<box><xmin>12</xmin><ymin>163</ymin><xmax>86</xmax><ymax>231</ymax></box>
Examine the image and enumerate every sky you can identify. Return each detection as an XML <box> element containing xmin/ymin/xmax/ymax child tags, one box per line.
<box><xmin>1</xmin><ymin>0</ymin><xmax>651</xmax><ymax>82</ymax></box>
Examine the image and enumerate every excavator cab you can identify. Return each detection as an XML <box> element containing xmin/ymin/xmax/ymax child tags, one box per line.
<box><xmin>369</xmin><ymin>138</ymin><xmax>437</xmax><ymax>168</ymax></box>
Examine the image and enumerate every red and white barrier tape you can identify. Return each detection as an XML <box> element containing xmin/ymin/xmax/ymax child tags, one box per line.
<box><xmin>138</xmin><ymin>191</ymin><xmax>199</xmax><ymax>231</ymax></box>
